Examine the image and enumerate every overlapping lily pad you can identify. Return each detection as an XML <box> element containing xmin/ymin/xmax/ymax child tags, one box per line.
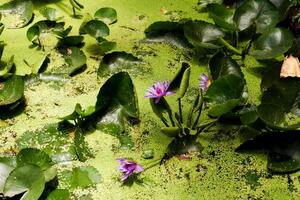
<box><xmin>0</xmin><ymin>75</ymin><xmax>24</xmax><ymax>106</ymax></box>
<box><xmin>94</xmin><ymin>7</ymin><xmax>117</xmax><ymax>24</ymax></box>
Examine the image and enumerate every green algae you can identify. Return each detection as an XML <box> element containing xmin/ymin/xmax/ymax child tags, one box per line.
<box><xmin>0</xmin><ymin>0</ymin><xmax>299</xmax><ymax>199</ymax></box>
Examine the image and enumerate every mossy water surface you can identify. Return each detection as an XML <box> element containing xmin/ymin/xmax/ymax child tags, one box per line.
<box><xmin>0</xmin><ymin>0</ymin><xmax>299</xmax><ymax>199</ymax></box>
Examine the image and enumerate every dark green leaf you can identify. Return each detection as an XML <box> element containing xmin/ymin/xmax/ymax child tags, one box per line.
<box><xmin>94</xmin><ymin>7</ymin><xmax>117</xmax><ymax>24</ymax></box>
<box><xmin>250</xmin><ymin>28</ymin><xmax>293</xmax><ymax>60</ymax></box>
<box><xmin>239</xmin><ymin>106</ymin><xmax>258</xmax><ymax>124</ymax></box>
<box><xmin>150</xmin><ymin>97</ymin><xmax>171</xmax><ymax>120</ymax></box>
<box><xmin>16</xmin><ymin>148</ymin><xmax>53</xmax><ymax>171</ymax></box>
<box><xmin>169</xmin><ymin>62</ymin><xmax>191</xmax><ymax>98</ymax></box>
<box><xmin>207</xmin><ymin>3</ymin><xmax>236</xmax><ymax>31</ymax></box>
<box><xmin>79</xmin><ymin>20</ymin><xmax>109</xmax><ymax>38</ymax></box>
<box><xmin>209</xmin><ymin>51</ymin><xmax>243</xmax><ymax>80</ymax></box>
<box><xmin>96</xmin><ymin>37</ymin><xmax>116</xmax><ymax>52</ymax></box>
<box><xmin>70</xmin><ymin>166</ymin><xmax>101</xmax><ymax>189</ymax></box>
<box><xmin>205</xmin><ymin>74</ymin><xmax>245</xmax><ymax>117</ymax></box>
<box><xmin>97</xmin><ymin>51</ymin><xmax>144</xmax><ymax>77</ymax></box>
<box><xmin>74</xmin><ymin>129</ymin><xmax>93</xmax><ymax>162</ymax></box>
<box><xmin>3</xmin><ymin>165</ymin><xmax>45</xmax><ymax>200</ymax></box>
<box><xmin>0</xmin><ymin>75</ymin><xmax>24</xmax><ymax>106</ymax></box>
<box><xmin>59</xmin><ymin>47</ymin><xmax>87</xmax><ymax>75</ymax></box>
<box><xmin>269</xmin><ymin>0</ymin><xmax>291</xmax><ymax>19</ymax></box>
<box><xmin>267</xmin><ymin>152</ymin><xmax>300</xmax><ymax>174</ymax></box>
<box><xmin>0</xmin><ymin>0</ymin><xmax>33</xmax><ymax>29</ymax></box>
<box><xmin>161</xmin><ymin>127</ymin><xmax>181</xmax><ymax>138</ymax></box>
<box><xmin>198</xmin><ymin>0</ymin><xmax>223</xmax><ymax>7</ymax></box>
<box><xmin>234</xmin><ymin>0</ymin><xmax>279</xmax><ymax>33</ymax></box>
<box><xmin>61</xmin><ymin>36</ymin><xmax>84</xmax><ymax>46</ymax></box>
<box><xmin>144</xmin><ymin>21</ymin><xmax>191</xmax><ymax>48</ymax></box>
<box><xmin>47</xmin><ymin>189</ymin><xmax>70</xmax><ymax>200</ymax></box>
<box><xmin>0</xmin><ymin>55</ymin><xmax>14</xmax><ymax>77</ymax></box>
<box><xmin>183</xmin><ymin>20</ymin><xmax>224</xmax><ymax>49</ymax></box>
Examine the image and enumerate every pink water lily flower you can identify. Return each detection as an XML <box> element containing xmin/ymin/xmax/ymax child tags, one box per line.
<box><xmin>117</xmin><ymin>158</ymin><xmax>144</xmax><ymax>181</ymax></box>
<box><xmin>145</xmin><ymin>81</ymin><xmax>175</xmax><ymax>103</ymax></box>
<box><xmin>199</xmin><ymin>74</ymin><xmax>211</xmax><ymax>91</ymax></box>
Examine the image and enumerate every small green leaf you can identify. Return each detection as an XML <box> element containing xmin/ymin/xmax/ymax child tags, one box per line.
<box><xmin>234</xmin><ymin>0</ymin><xmax>279</xmax><ymax>33</ymax></box>
<box><xmin>0</xmin><ymin>0</ymin><xmax>33</xmax><ymax>29</ymax></box>
<box><xmin>183</xmin><ymin>20</ymin><xmax>224</xmax><ymax>49</ymax></box>
<box><xmin>250</xmin><ymin>28</ymin><xmax>294</xmax><ymax>60</ymax></box>
<box><xmin>39</xmin><ymin>7</ymin><xmax>63</xmax><ymax>21</ymax></box>
<box><xmin>4</xmin><ymin>165</ymin><xmax>45</xmax><ymax>200</ymax></box>
<box><xmin>70</xmin><ymin>166</ymin><xmax>101</xmax><ymax>189</ymax></box>
<box><xmin>207</xmin><ymin>3</ymin><xmax>236</xmax><ymax>31</ymax></box>
<box><xmin>96</xmin><ymin>37</ymin><xmax>116</xmax><ymax>52</ymax></box>
<box><xmin>79</xmin><ymin>19</ymin><xmax>109</xmax><ymax>38</ymax></box>
<box><xmin>0</xmin><ymin>55</ymin><xmax>14</xmax><ymax>77</ymax></box>
<box><xmin>47</xmin><ymin>189</ymin><xmax>70</xmax><ymax>200</ymax></box>
<box><xmin>74</xmin><ymin>129</ymin><xmax>93</xmax><ymax>162</ymax></box>
<box><xmin>59</xmin><ymin>47</ymin><xmax>87</xmax><ymax>75</ymax></box>
<box><xmin>169</xmin><ymin>62</ymin><xmax>191</xmax><ymax>98</ymax></box>
<box><xmin>94</xmin><ymin>7</ymin><xmax>117</xmax><ymax>24</ymax></box>
<box><xmin>0</xmin><ymin>75</ymin><xmax>24</xmax><ymax>106</ymax></box>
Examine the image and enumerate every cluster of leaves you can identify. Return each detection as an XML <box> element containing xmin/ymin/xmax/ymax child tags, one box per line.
<box><xmin>146</xmin><ymin>0</ymin><xmax>300</xmax><ymax>173</ymax></box>
<box><xmin>0</xmin><ymin>148</ymin><xmax>101</xmax><ymax>199</ymax></box>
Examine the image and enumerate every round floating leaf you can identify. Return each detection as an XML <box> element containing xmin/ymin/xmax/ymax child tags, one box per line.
<box><xmin>250</xmin><ymin>28</ymin><xmax>293</xmax><ymax>60</ymax></box>
<box><xmin>79</xmin><ymin>19</ymin><xmax>109</xmax><ymax>38</ymax></box>
<box><xmin>183</xmin><ymin>20</ymin><xmax>225</xmax><ymax>49</ymax></box>
<box><xmin>69</xmin><ymin>166</ymin><xmax>101</xmax><ymax>189</ymax></box>
<box><xmin>0</xmin><ymin>75</ymin><xmax>24</xmax><ymax>106</ymax></box>
<box><xmin>47</xmin><ymin>189</ymin><xmax>70</xmax><ymax>200</ymax></box>
<box><xmin>16</xmin><ymin>148</ymin><xmax>53</xmax><ymax>171</ymax></box>
<box><xmin>209</xmin><ymin>51</ymin><xmax>243</xmax><ymax>80</ymax></box>
<box><xmin>0</xmin><ymin>0</ymin><xmax>33</xmax><ymax>29</ymax></box>
<box><xmin>60</xmin><ymin>47</ymin><xmax>87</xmax><ymax>75</ymax></box>
<box><xmin>3</xmin><ymin>165</ymin><xmax>45</xmax><ymax>200</ymax></box>
<box><xmin>207</xmin><ymin>3</ymin><xmax>236</xmax><ymax>31</ymax></box>
<box><xmin>96</xmin><ymin>37</ymin><xmax>116</xmax><ymax>52</ymax></box>
<box><xmin>205</xmin><ymin>74</ymin><xmax>245</xmax><ymax>117</ymax></box>
<box><xmin>234</xmin><ymin>0</ymin><xmax>279</xmax><ymax>33</ymax></box>
<box><xmin>98</xmin><ymin>51</ymin><xmax>144</xmax><ymax>77</ymax></box>
<box><xmin>94</xmin><ymin>7</ymin><xmax>117</xmax><ymax>24</ymax></box>
<box><xmin>61</xmin><ymin>35</ymin><xmax>84</xmax><ymax>46</ymax></box>
<box><xmin>267</xmin><ymin>153</ymin><xmax>300</xmax><ymax>174</ymax></box>
<box><xmin>39</xmin><ymin>7</ymin><xmax>63</xmax><ymax>21</ymax></box>
<box><xmin>27</xmin><ymin>26</ymin><xmax>40</xmax><ymax>45</ymax></box>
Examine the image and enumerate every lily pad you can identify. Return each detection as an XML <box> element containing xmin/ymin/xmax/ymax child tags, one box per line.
<box><xmin>234</xmin><ymin>0</ymin><xmax>279</xmax><ymax>33</ymax></box>
<box><xmin>0</xmin><ymin>75</ymin><xmax>24</xmax><ymax>106</ymax></box>
<box><xmin>79</xmin><ymin>19</ymin><xmax>110</xmax><ymax>38</ymax></box>
<box><xmin>94</xmin><ymin>7</ymin><xmax>117</xmax><ymax>24</ymax></box>
<box><xmin>250</xmin><ymin>28</ymin><xmax>293</xmax><ymax>60</ymax></box>
<box><xmin>205</xmin><ymin>74</ymin><xmax>245</xmax><ymax>117</ymax></box>
<box><xmin>207</xmin><ymin>3</ymin><xmax>236</xmax><ymax>31</ymax></box>
<box><xmin>0</xmin><ymin>0</ymin><xmax>33</xmax><ymax>29</ymax></box>
<box><xmin>3</xmin><ymin>164</ymin><xmax>45</xmax><ymax>200</ymax></box>
<box><xmin>183</xmin><ymin>20</ymin><xmax>225</xmax><ymax>49</ymax></box>
<box><xmin>39</xmin><ymin>7</ymin><xmax>63</xmax><ymax>21</ymax></box>
<box><xmin>0</xmin><ymin>162</ymin><xmax>13</xmax><ymax>193</ymax></box>
<box><xmin>74</xmin><ymin>129</ymin><xmax>93</xmax><ymax>162</ymax></box>
<box><xmin>69</xmin><ymin>166</ymin><xmax>101</xmax><ymax>189</ymax></box>
<box><xmin>47</xmin><ymin>189</ymin><xmax>70</xmax><ymax>200</ymax></box>
<box><xmin>97</xmin><ymin>51</ymin><xmax>145</xmax><ymax>77</ymax></box>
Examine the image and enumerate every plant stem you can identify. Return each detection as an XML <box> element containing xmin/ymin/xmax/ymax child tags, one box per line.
<box><xmin>218</xmin><ymin>38</ymin><xmax>242</xmax><ymax>55</ymax></box>
<box><xmin>167</xmin><ymin>111</ymin><xmax>175</xmax><ymax>127</ymax></box>
<box><xmin>178</xmin><ymin>98</ymin><xmax>183</xmax><ymax>123</ymax></box>
<box><xmin>161</xmin><ymin>117</ymin><xmax>169</xmax><ymax>127</ymax></box>
<box><xmin>72</xmin><ymin>7</ymin><xmax>76</xmax><ymax>17</ymax></box>
<box><xmin>143</xmin><ymin>158</ymin><xmax>162</xmax><ymax>171</ymax></box>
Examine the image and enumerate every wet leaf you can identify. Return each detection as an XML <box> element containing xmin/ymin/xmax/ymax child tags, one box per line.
<box><xmin>250</xmin><ymin>28</ymin><xmax>294</xmax><ymax>60</ymax></box>
<box><xmin>0</xmin><ymin>0</ymin><xmax>33</xmax><ymax>29</ymax></box>
<box><xmin>183</xmin><ymin>20</ymin><xmax>224</xmax><ymax>49</ymax></box>
<box><xmin>74</xmin><ymin>129</ymin><xmax>93</xmax><ymax>162</ymax></box>
<box><xmin>144</xmin><ymin>21</ymin><xmax>191</xmax><ymax>48</ymax></box>
<box><xmin>267</xmin><ymin>152</ymin><xmax>300</xmax><ymax>174</ymax></box>
<box><xmin>47</xmin><ymin>189</ymin><xmax>70</xmax><ymax>200</ymax></box>
<box><xmin>209</xmin><ymin>51</ymin><xmax>243</xmax><ymax>80</ymax></box>
<box><xmin>3</xmin><ymin>164</ymin><xmax>45</xmax><ymax>200</ymax></box>
<box><xmin>205</xmin><ymin>74</ymin><xmax>245</xmax><ymax>117</ymax></box>
<box><xmin>97</xmin><ymin>51</ymin><xmax>144</xmax><ymax>77</ymax></box>
<box><xmin>0</xmin><ymin>55</ymin><xmax>14</xmax><ymax>77</ymax></box>
<box><xmin>94</xmin><ymin>7</ymin><xmax>117</xmax><ymax>24</ymax></box>
<box><xmin>0</xmin><ymin>75</ymin><xmax>24</xmax><ymax>106</ymax></box>
<box><xmin>234</xmin><ymin>0</ymin><xmax>279</xmax><ymax>33</ymax></box>
<box><xmin>207</xmin><ymin>3</ymin><xmax>236</xmax><ymax>31</ymax></box>
<box><xmin>69</xmin><ymin>166</ymin><xmax>101</xmax><ymax>189</ymax></box>
<box><xmin>79</xmin><ymin>19</ymin><xmax>109</xmax><ymax>38</ymax></box>
<box><xmin>169</xmin><ymin>62</ymin><xmax>191</xmax><ymax>98</ymax></box>
<box><xmin>39</xmin><ymin>7</ymin><xmax>63</xmax><ymax>21</ymax></box>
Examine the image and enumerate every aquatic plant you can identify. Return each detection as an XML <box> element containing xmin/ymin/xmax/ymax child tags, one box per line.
<box><xmin>117</xmin><ymin>158</ymin><xmax>144</xmax><ymax>182</ymax></box>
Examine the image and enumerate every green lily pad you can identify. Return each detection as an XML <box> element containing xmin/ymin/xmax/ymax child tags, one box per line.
<box><xmin>207</xmin><ymin>3</ymin><xmax>236</xmax><ymax>31</ymax></box>
<box><xmin>205</xmin><ymin>74</ymin><xmax>245</xmax><ymax>117</ymax></box>
<box><xmin>0</xmin><ymin>162</ymin><xmax>14</xmax><ymax>193</ymax></box>
<box><xmin>234</xmin><ymin>0</ymin><xmax>279</xmax><ymax>33</ymax></box>
<box><xmin>61</xmin><ymin>35</ymin><xmax>84</xmax><ymax>46</ymax></box>
<box><xmin>74</xmin><ymin>129</ymin><xmax>93</xmax><ymax>162</ymax></box>
<box><xmin>250</xmin><ymin>28</ymin><xmax>293</xmax><ymax>60</ymax></box>
<box><xmin>0</xmin><ymin>75</ymin><xmax>24</xmax><ymax>106</ymax></box>
<box><xmin>183</xmin><ymin>20</ymin><xmax>225</xmax><ymax>49</ymax></box>
<box><xmin>0</xmin><ymin>0</ymin><xmax>33</xmax><ymax>29</ymax></box>
<box><xmin>3</xmin><ymin>164</ymin><xmax>45</xmax><ymax>200</ymax></box>
<box><xmin>69</xmin><ymin>166</ymin><xmax>101</xmax><ymax>189</ymax></box>
<box><xmin>79</xmin><ymin>19</ymin><xmax>110</xmax><ymax>38</ymax></box>
<box><xmin>0</xmin><ymin>55</ymin><xmax>14</xmax><ymax>77</ymax></box>
<box><xmin>144</xmin><ymin>21</ymin><xmax>191</xmax><ymax>48</ymax></box>
<box><xmin>96</xmin><ymin>37</ymin><xmax>116</xmax><ymax>52</ymax></box>
<box><xmin>209</xmin><ymin>51</ymin><xmax>243</xmax><ymax>80</ymax></box>
<box><xmin>16</xmin><ymin>148</ymin><xmax>53</xmax><ymax>171</ymax></box>
<box><xmin>47</xmin><ymin>189</ymin><xmax>70</xmax><ymax>200</ymax></box>
<box><xmin>94</xmin><ymin>7</ymin><xmax>117</xmax><ymax>24</ymax></box>
<box><xmin>267</xmin><ymin>152</ymin><xmax>300</xmax><ymax>174</ymax></box>
<box><xmin>97</xmin><ymin>51</ymin><xmax>145</xmax><ymax>77</ymax></box>
<box><xmin>39</xmin><ymin>7</ymin><xmax>63</xmax><ymax>21</ymax></box>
